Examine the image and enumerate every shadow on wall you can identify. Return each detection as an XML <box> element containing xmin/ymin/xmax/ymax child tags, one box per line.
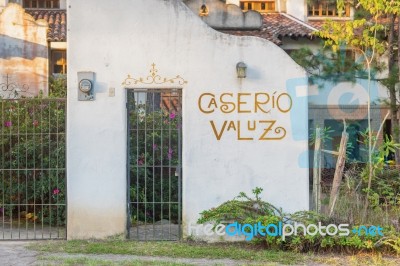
<box><xmin>0</xmin><ymin>34</ymin><xmax>48</xmax><ymax>60</ymax></box>
<box><xmin>184</xmin><ymin>0</ymin><xmax>262</xmax><ymax>30</ymax></box>
<box><xmin>0</xmin><ymin>34</ymin><xmax>49</xmax><ymax>97</ymax></box>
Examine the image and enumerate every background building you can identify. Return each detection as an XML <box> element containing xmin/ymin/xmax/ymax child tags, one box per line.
<box><xmin>0</xmin><ymin>0</ymin><xmax>66</xmax><ymax>97</ymax></box>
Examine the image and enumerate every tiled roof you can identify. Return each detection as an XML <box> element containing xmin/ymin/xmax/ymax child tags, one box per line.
<box><xmin>26</xmin><ymin>9</ymin><xmax>67</xmax><ymax>42</ymax></box>
<box><xmin>307</xmin><ymin>20</ymin><xmax>325</xmax><ymax>30</ymax></box>
<box><xmin>222</xmin><ymin>13</ymin><xmax>317</xmax><ymax>45</ymax></box>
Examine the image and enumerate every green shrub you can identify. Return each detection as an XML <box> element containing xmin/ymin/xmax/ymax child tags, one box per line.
<box><xmin>0</xmin><ymin>99</ymin><xmax>66</xmax><ymax>226</ymax></box>
<box><xmin>197</xmin><ymin>188</ymin><xmax>400</xmax><ymax>254</ymax></box>
<box><xmin>49</xmin><ymin>75</ymin><xmax>67</xmax><ymax>98</ymax></box>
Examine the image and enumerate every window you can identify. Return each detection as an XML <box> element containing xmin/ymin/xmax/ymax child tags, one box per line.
<box><xmin>324</xmin><ymin>120</ymin><xmax>368</xmax><ymax>166</ymax></box>
<box><xmin>308</xmin><ymin>0</ymin><xmax>350</xmax><ymax>17</ymax></box>
<box><xmin>23</xmin><ymin>0</ymin><xmax>60</xmax><ymax>8</ymax></box>
<box><xmin>51</xmin><ymin>50</ymin><xmax>67</xmax><ymax>74</ymax></box>
<box><xmin>240</xmin><ymin>1</ymin><xmax>275</xmax><ymax>13</ymax></box>
<box><xmin>266</xmin><ymin>2</ymin><xmax>274</xmax><ymax>11</ymax></box>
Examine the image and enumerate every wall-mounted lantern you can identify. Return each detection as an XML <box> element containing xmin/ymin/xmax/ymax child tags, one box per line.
<box><xmin>236</xmin><ymin>62</ymin><xmax>247</xmax><ymax>79</ymax></box>
<box><xmin>199</xmin><ymin>4</ymin><xmax>209</xmax><ymax>16</ymax></box>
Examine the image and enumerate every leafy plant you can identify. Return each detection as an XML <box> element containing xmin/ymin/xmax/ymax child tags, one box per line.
<box><xmin>383</xmin><ymin>236</ymin><xmax>400</xmax><ymax>254</ymax></box>
<box><xmin>198</xmin><ymin>188</ymin><xmax>400</xmax><ymax>253</ymax></box>
<box><xmin>0</xmin><ymin>99</ymin><xmax>66</xmax><ymax>226</ymax></box>
<box><xmin>198</xmin><ymin>187</ymin><xmax>283</xmax><ymax>225</ymax></box>
<box><xmin>49</xmin><ymin>75</ymin><xmax>67</xmax><ymax>98</ymax></box>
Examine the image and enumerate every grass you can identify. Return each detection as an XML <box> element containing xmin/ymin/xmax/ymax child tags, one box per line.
<box><xmin>30</xmin><ymin>240</ymin><xmax>307</xmax><ymax>265</ymax></box>
<box><xmin>37</xmin><ymin>256</ymin><xmax>191</xmax><ymax>266</ymax></box>
<box><xmin>29</xmin><ymin>240</ymin><xmax>400</xmax><ymax>266</ymax></box>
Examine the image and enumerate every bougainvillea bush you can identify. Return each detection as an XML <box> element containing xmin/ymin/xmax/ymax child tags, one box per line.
<box><xmin>0</xmin><ymin>98</ymin><xmax>66</xmax><ymax>226</ymax></box>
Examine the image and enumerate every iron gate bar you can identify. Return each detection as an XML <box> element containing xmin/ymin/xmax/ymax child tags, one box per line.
<box><xmin>0</xmin><ymin>98</ymin><xmax>67</xmax><ymax>240</ymax></box>
<box><xmin>127</xmin><ymin>89</ymin><xmax>182</xmax><ymax>241</ymax></box>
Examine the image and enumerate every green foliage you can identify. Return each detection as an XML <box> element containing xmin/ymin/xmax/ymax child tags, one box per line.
<box><xmin>49</xmin><ymin>75</ymin><xmax>67</xmax><ymax>98</ymax></box>
<box><xmin>309</xmin><ymin>126</ymin><xmax>334</xmax><ymax>145</ymax></box>
<box><xmin>198</xmin><ymin>188</ymin><xmax>400</xmax><ymax>253</ymax></box>
<box><xmin>0</xmin><ymin>99</ymin><xmax>66</xmax><ymax>226</ymax></box>
<box><xmin>317</xmin><ymin>18</ymin><xmax>385</xmax><ymax>55</ymax></box>
<box><xmin>290</xmin><ymin>47</ymin><xmax>372</xmax><ymax>85</ymax></box>
<box><xmin>198</xmin><ymin>187</ymin><xmax>283</xmax><ymax>225</ymax></box>
<box><xmin>383</xmin><ymin>236</ymin><xmax>400</xmax><ymax>254</ymax></box>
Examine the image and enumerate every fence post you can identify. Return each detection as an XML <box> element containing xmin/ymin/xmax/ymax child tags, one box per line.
<box><xmin>313</xmin><ymin>127</ymin><xmax>322</xmax><ymax>213</ymax></box>
<box><xmin>328</xmin><ymin>125</ymin><xmax>349</xmax><ymax>217</ymax></box>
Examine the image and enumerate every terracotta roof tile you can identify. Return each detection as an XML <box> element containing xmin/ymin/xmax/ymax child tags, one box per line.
<box><xmin>222</xmin><ymin>13</ymin><xmax>317</xmax><ymax>45</ymax></box>
<box><xmin>26</xmin><ymin>9</ymin><xmax>67</xmax><ymax>42</ymax></box>
<box><xmin>307</xmin><ymin>20</ymin><xmax>325</xmax><ymax>30</ymax></box>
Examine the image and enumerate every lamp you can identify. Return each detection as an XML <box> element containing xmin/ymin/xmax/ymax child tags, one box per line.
<box><xmin>199</xmin><ymin>4</ymin><xmax>209</xmax><ymax>16</ymax></box>
<box><xmin>236</xmin><ymin>62</ymin><xmax>247</xmax><ymax>78</ymax></box>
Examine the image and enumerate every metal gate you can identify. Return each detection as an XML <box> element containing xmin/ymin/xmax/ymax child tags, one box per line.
<box><xmin>0</xmin><ymin>99</ymin><xmax>66</xmax><ymax>240</ymax></box>
<box><xmin>127</xmin><ymin>89</ymin><xmax>182</xmax><ymax>240</ymax></box>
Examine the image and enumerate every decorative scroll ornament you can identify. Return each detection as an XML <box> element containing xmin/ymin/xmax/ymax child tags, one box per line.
<box><xmin>0</xmin><ymin>74</ymin><xmax>30</xmax><ymax>99</ymax></box>
<box><xmin>122</xmin><ymin>63</ymin><xmax>188</xmax><ymax>86</ymax></box>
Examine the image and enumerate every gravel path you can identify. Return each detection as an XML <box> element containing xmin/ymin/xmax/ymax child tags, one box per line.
<box><xmin>0</xmin><ymin>242</ymin><xmax>38</xmax><ymax>266</ymax></box>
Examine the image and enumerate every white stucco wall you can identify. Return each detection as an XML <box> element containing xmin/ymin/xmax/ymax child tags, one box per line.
<box><xmin>226</xmin><ymin>0</ymin><xmax>239</xmax><ymax>6</ymax></box>
<box><xmin>67</xmin><ymin>0</ymin><xmax>309</xmax><ymax>239</ymax></box>
<box><xmin>286</xmin><ymin>0</ymin><xmax>306</xmax><ymax>21</ymax></box>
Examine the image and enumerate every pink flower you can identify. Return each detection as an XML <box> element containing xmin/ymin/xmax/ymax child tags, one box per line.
<box><xmin>138</xmin><ymin>159</ymin><xmax>144</xmax><ymax>165</ymax></box>
<box><xmin>167</xmin><ymin>148</ymin><xmax>173</xmax><ymax>160</ymax></box>
<box><xmin>4</xmin><ymin>121</ymin><xmax>12</xmax><ymax>127</ymax></box>
<box><xmin>32</xmin><ymin>120</ymin><xmax>39</xmax><ymax>127</ymax></box>
<box><xmin>169</xmin><ymin>112</ymin><xmax>176</xmax><ymax>119</ymax></box>
<box><xmin>53</xmin><ymin>188</ymin><xmax>60</xmax><ymax>195</ymax></box>
<box><xmin>152</xmin><ymin>144</ymin><xmax>158</xmax><ymax>150</ymax></box>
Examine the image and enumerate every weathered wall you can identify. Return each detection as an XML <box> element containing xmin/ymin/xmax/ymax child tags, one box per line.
<box><xmin>184</xmin><ymin>0</ymin><xmax>262</xmax><ymax>29</ymax></box>
<box><xmin>67</xmin><ymin>0</ymin><xmax>309</xmax><ymax>239</ymax></box>
<box><xmin>0</xmin><ymin>4</ymin><xmax>48</xmax><ymax>97</ymax></box>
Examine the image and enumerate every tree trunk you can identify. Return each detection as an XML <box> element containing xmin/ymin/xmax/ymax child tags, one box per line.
<box><xmin>388</xmin><ymin>15</ymin><xmax>400</xmax><ymax>162</ymax></box>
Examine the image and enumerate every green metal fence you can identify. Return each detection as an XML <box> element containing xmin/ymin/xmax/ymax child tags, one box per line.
<box><xmin>0</xmin><ymin>98</ymin><xmax>66</xmax><ymax>240</ymax></box>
